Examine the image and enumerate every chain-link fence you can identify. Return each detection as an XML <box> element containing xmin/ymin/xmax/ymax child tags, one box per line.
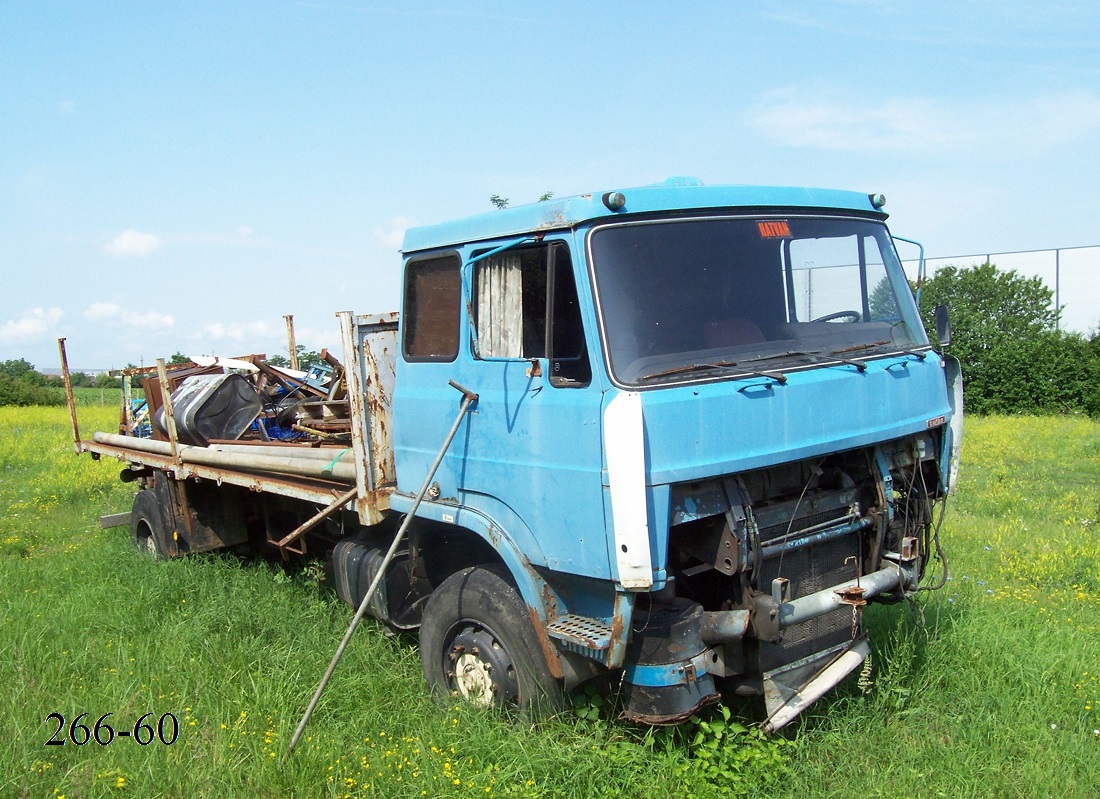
<box><xmin>899</xmin><ymin>244</ymin><xmax>1100</xmax><ymax>335</ymax></box>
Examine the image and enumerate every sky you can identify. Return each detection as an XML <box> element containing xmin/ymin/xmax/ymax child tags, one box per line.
<box><xmin>3</xmin><ymin>1</ymin><xmax>1099</xmax><ymax>370</ymax></box>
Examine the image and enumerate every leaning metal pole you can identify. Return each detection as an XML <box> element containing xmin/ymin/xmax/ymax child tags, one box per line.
<box><xmin>285</xmin><ymin>380</ymin><xmax>478</xmax><ymax>759</ymax></box>
<box><xmin>56</xmin><ymin>338</ymin><xmax>81</xmax><ymax>453</ymax></box>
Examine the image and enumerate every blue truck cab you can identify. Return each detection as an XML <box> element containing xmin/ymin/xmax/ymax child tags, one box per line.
<box><xmin>372</xmin><ymin>178</ymin><xmax>962</xmax><ymax>728</ymax></box>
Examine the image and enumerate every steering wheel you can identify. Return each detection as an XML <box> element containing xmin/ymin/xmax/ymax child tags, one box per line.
<box><xmin>811</xmin><ymin>310</ymin><xmax>861</xmax><ymax>323</ymax></box>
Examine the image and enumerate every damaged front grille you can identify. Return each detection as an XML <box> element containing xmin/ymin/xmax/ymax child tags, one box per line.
<box><xmin>670</xmin><ymin>454</ymin><xmax>875</xmax><ymax>674</ymax></box>
<box><xmin>755</xmin><ymin>533</ymin><xmax>859</xmax><ymax>670</ymax></box>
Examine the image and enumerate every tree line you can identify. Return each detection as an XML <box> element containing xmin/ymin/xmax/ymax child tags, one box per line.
<box><xmin>1</xmin><ymin>347</ymin><xmax>326</xmax><ymax>407</ymax></box>
<box><xmin>917</xmin><ymin>262</ymin><xmax>1100</xmax><ymax>417</ymax></box>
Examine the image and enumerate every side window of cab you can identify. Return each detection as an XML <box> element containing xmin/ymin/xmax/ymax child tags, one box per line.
<box><xmin>473</xmin><ymin>242</ymin><xmax>591</xmax><ymax>387</ymax></box>
<box><xmin>402</xmin><ymin>254</ymin><xmax>461</xmax><ymax>362</ymax></box>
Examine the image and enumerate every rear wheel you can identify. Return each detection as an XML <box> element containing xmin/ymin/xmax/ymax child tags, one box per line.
<box><xmin>130</xmin><ymin>490</ymin><xmax>172</xmax><ymax>560</ymax></box>
<box><xmin>419</xmin><ymin>566</ymin><xmax>562</xmax><ymax>714</ymax></box>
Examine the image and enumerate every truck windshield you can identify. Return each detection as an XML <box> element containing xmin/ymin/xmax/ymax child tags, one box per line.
<box><xmin>587</xmin><ymin>215</ymin><xmax>928</xmax><ymax>386</ymax></box>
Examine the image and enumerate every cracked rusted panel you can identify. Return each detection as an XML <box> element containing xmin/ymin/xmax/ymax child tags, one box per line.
<box><xmin>511</xmin><ymin>557</ymin><xmax>563</xmax><ymax>679</ymax></box>
<box><xmin>540</xmin><ymin>579</ymin><xmax>561</xmax><ymax>621</ymax></box>
<box><xmin>360</xmin><ymin>312</ymin><xmax>398</xmax><ymax>487</ymax></box>
<box><xmin>605</xmin><ymin>592</ymin><xmax>633</xmax><ymax>669</ymax></box>
<box><xmin>339</xmin><ymin>311</ymin><xmax>398</xmax><ymax>525</ymax></box>
<box><xmin>527</xmin><ymin>606</ymin><xmax>565</xmax><ymax>680</ymax></box>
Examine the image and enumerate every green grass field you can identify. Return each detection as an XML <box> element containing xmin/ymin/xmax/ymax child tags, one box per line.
<box><xmin>2</xmin><ymin>407</ymin><xmax>1097</xmax><ymax>798</ymax></box>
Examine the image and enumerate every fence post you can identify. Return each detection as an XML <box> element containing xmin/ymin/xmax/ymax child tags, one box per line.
<box><xmin>1055</xmin><ymin>248</ymin><xmax>1061</xmax><ymax>330</ymax></box>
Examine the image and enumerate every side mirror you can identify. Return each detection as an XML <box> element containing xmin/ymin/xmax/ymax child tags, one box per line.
<box><xmin>934</xmin><ymin>304</ymin><xmax>952</xmax><ymax>348</ymax></box>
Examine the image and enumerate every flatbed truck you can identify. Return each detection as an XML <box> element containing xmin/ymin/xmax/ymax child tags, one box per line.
<box><xmin>63</xmin><ymin>178</ymin><xmax>962</xmax><ymax>730</ymax></box>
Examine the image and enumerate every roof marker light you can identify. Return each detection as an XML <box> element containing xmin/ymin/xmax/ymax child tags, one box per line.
<box><xmin>602</xmin><ymin>191</ymin><xmax>626</xmax><ymax>211</ymax></box>
<box><xmin>869</xmin><ymin>193</ymin><xmax>887</xmax><ymax>209</ymax></box>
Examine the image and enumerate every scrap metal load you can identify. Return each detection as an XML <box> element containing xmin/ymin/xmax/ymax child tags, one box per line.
<box><xmin>61</xmin><ymin>311</ymin><xmax>399</xmax><ymax>556</ymax></box>
<box><xmin>93</xmin><ymin>355</ymin><xmax>357</xmax><ymax>482</ymax></box>
<box><xmin>119</xmin><ymin>350</ymin><xmax>353</xmax><ymax>445</ymax></box>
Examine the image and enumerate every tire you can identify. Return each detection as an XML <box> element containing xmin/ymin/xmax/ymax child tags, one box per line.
<box><xmin>419</xmin><ymin>565</ymin><xmax>563</xmax><ymax>715</ymax></box>
<box><xmin>130</xmin><ymin>490</ymin><xmax>172</xmax><ymax>560</ymax></box>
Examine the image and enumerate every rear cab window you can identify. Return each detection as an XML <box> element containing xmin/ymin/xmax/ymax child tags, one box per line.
<box><xmin>402</xmin><ymin>253</ymin><xmax>461</xmax><ymax>362</ymax></box>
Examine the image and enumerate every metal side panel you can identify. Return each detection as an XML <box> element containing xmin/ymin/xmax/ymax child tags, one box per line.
<box><xmin>339</xmin><ymin>311</ymin><xmax>398</xmax><ymax>524</ymax></box>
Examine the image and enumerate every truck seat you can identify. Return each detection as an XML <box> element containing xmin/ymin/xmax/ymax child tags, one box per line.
<box><xmin>703</xmin><ymin>319</ymin><xmax>766</xmax><ymax>348</ymax></box>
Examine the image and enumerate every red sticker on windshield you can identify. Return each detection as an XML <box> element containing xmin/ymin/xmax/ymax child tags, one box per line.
<box><xmin>757</xmin><ymin>220</ymin><xmax>791</xmax><ymax>238</ymax></box>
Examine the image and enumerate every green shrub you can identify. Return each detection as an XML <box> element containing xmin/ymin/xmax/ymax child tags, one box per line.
<box><xmin>918</xmin><ymin>263</ymin><xmax>1100</xmax><ymax>416</ymax></box>
<box><xmin>0</xmin><ymin>374</ymin><xmax>65</xmax><ymax>406</ymax></box>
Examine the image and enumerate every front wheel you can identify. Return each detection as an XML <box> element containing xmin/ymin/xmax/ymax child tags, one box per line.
<box><xmin>419</xmin><ymin>566</ymin><xmax>563</xmax><ymax>714</ymax></box>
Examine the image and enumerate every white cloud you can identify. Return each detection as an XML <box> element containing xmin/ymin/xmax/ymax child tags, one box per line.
<box><xmin>83</xmin><ymin>302</ymin><xmax>122</xmax><ymax>321</ymax></box>
<box><xmin>82</xmin><ymin>303</ymin><xmax>174</xmax><ymax>329</ymax></box>
<box><xmin>105</xmin><ymin>229</ymin><xmax>163</xmax><ymax>257</ymax></box>
<box><xmin>58</xmin><ymin>100</ymin><xmax>77</xmax><ymax>116</ymax></box>
<box><xmin>749</xmin><ymin>87</ymin><xmax>963</xmax><ymax>154</ymax></box>
<box><xmin>194</xmin><ymin>320</ymin><xmax>278</xmax><ymax>342</ymax></box>
<box><xmin>0</xmin><ymin>307</ymin><xmax>64</xmax><ymax>343</ymax></box>
<box><xmin>374</xmin><ymin>215</ymin><xmax>416</xmax><ymax>251</ymax></box>
<box><xmin>122</xmin><ymin>310</ymin><xmax>175</xmax><ymax>328</ymax></box>
<box><xmin>749</xmin><ymin>87</ymin><xmax>1100</xmax><ymax>157</ymax></box>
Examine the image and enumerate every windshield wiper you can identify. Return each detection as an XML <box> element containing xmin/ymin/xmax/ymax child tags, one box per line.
<box><xmin>825</xmin><ymin>339</ymin><xmax>941</xmax><ymax>364</ymax></box>
<box><xmin>736</xmin><ymin>369</ymin><xmax>787</xmax><ymax>384</ymax></box>
<box><xmin>737</xmin><ymin>350</ymin><xmax>820</xmax><ymax>366</ymax></box>
<box><xmin>828</xmin><ymin>340</ymin><xmax>891</xmax><ymax>355</ymax></box>
<box><xmin>639</xmin><ymin>352</ymin><xmax>814</xmax><ymax>382</ymax></box>
<box><xmin>641</xmin><ymin>360</ymin><xmax>742</xmax><ymax>380</ymax></box>
<box><xmin>824</xmin><ymin>354</ymin><xmax>867</xmax><ymax>372</ymax></box>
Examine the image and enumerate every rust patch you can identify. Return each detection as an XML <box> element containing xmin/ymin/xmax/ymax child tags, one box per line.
<box><xmin>609</xmin><ymin>613</ymin><xmax>625</xmax><ymax>648</ymax></box>
<box><xmin>836</xmin><ymin>585</ymin><xmax>867</xmax><ymax>607</ymax></box>
<box><xmin>540</xmin><ymin>581</ymin><xmax>560</xmax><ymax>619</ymax></box>
<box><xmin>527</xmin><ymin>605</ymin><xmax>564</xmax><ymax>680</ymax></box>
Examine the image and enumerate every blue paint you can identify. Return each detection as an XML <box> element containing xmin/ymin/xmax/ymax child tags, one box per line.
<box><xmin>390</xmin><ymin>180</ymin><xmax>957</xmax><ymax>694</ymax></box>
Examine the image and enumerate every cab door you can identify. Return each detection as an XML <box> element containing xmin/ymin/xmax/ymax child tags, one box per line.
<box><xmin>453</xmin><ymin>238</ymin><xmax>610</xmax><ymax>578</ymax></box>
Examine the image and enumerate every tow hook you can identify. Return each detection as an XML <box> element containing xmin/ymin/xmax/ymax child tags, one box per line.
<box><xmin>836</xmin><ymin>585</ymin><xmax>867</xmax><ymax>639</ymax></box>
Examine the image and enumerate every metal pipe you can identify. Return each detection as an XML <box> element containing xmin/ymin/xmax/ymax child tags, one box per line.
<box><xmin>777</xmin><ymin>566</ymin><xmax>903</xmax><ymax>629</ymax></box>
<box><xmin>119</xmin><ymin>376</ymin><xmax>130</xmax><ymax>435</ymax></box>
<box><xmin>758</xmin><ymin>516</ymin><xmax>874</xmax><ymax>561</ymax></box>
<box><xmin>91</xmin><ymin>432</ymin><xmax>358</xmax><ymax>483</ymax></box>
<box><xmin>285</xmin><ymin>314</ymin><xmax>299</xmax><ymax>371</ymax></box>
<box><xmin>155</xmin><ymin>358</ymin><xmax>181</xmax><ymax>463</ymax></box>
<box><xmin>285</xmin><ymin>381</ymin><xmax>478</xmax><ymax>759</ymax></box>
<box><xmin>275</xmin><ymin>486</ymin><xmax>358</xmax><ymax>556</ymax></box>
<box><xmin>156</xmin><ymin>357</ymin><xmax>193</xmax><ymax>546</ymax></box>
<box><xmin>184</xmin><ymin>447</ymin><xmax>357</xmax><ymax>483</ymax></box>
<box><xmin>57</xmin><ymin>338</ymin><xmax>81</xmax><ymax>453</ymax></box>
<box><xmin>208</xmin><ymin>443</ymin><xmax>355</xmax><ymax>463</ymax></box>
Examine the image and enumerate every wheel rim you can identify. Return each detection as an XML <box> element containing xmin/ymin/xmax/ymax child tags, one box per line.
<box><xmin>134</xmin><ymin>519</ymin><xmax>157</xmax><ymax>557</ymax></box>
<box><xmin>445</xmin><ymin>622</ymin><xmax>519</xmax><ymax>707</ymax></box>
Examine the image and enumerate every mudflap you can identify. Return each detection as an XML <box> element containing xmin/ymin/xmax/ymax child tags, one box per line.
<box><xmin>761</xmin><ymin>637</ymin><xmax>871</xmax><ymax>733</ymax></box>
